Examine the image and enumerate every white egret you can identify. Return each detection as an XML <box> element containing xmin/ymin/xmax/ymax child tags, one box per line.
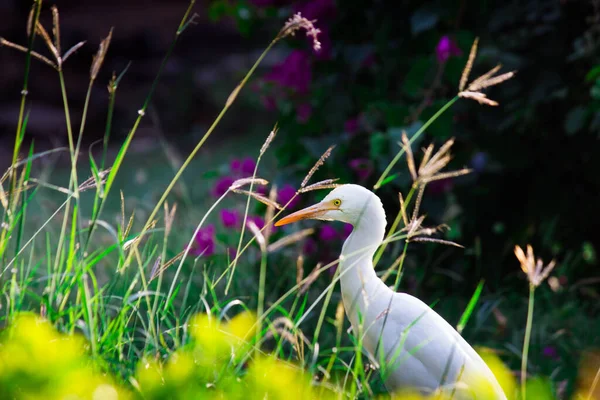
<box><xmin>275</xmin><ymin>184</ymin><xmax>506</xmax><ymax>399</ymax></box>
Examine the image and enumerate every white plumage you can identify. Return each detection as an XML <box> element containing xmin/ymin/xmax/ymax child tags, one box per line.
<box><xmin>276</xmin><ymin>184</ymin><xmax>506</xmax><ymax>399</ymax></box>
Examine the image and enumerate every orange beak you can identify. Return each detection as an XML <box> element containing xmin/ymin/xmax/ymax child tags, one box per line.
<box><xmin>275</xmin><ymin>202</ymin><xmax>336</xmax><ymax>227</ymax></box>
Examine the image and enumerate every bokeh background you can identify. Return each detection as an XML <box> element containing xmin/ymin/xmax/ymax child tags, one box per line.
<box><xmin>1</xmin><ymin>0</ymin><xmax>599</xmax><ymax>398</ymax></box>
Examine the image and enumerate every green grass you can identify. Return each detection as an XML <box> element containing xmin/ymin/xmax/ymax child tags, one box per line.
<box><xmin>0</xmin><ymin>1</ymin><xmax>598</xmax><ymax>399</ymax></box>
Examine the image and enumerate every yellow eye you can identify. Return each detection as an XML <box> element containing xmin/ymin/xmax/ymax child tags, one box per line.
<box><xmin>333</xmin><ymin>199</ymin><xmax>342</xmax><ymax>207</ymax></box>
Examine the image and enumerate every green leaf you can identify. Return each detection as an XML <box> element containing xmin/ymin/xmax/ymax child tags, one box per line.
<box><xmin>369</xmin><ymin>132</ymin><xmax>388</xmax><ymax>159</ymax></box>
<box><xmin>585</xmin><ymin>65</ymin><xmax>600</xmax><ymax>82</ymax></box>
<box><xmin>379</xmin><ymin>174</ymin><xmax>398</xmax><ymax>187</ymax></box>
<box><xmin>457</xmin><ymin>280</ymin><xmax>484</xmax><ymax>334</ymax></box>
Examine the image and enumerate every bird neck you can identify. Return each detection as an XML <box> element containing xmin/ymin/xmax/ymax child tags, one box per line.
<box><xmin>339</xmin><ymin>196</ymin><xmax>390</xmax><ymax>320</ymax></box>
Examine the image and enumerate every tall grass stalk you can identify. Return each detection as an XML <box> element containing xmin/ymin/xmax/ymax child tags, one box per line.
<box><xmin>373</xmin><ymin>96</ymin><xmax>459</xmax><ymax>190</ymax></box>
<box><xmin>521</xmin><ymin>284</ymin><xmax>535</xmax><ymax>400</ymax></box>
<box><xmin>122</xmin><ymin>14</ymin><xmax>321</xmax><ymax>273</ymax></box>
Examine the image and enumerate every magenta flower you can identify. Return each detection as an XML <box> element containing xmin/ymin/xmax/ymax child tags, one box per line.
<box><xmin>278</xmin><ymin>184</ymin><xmax>299</xmax><ymax>208</ymax></box>
<box><xmin>265</xmin><ymin>50</ymin><xmax>312</xmax><ymax>94</ymax></box>
<box><xmin>349</xmin><ymin>158</ymin><xmax>373</xmax><ymax>180</ymax></box>
<box><xmin>319</xmin><ymin>225</ymin><xmax>337</xmax><ymax>241</ymax></box>
<box><xmin>227</xmin><ymin>247</ymin><xmax>237</xmax><ymax>259</ymax></box>
<box><xmin>344</xmin><ymin>116</ymin><xmax>360</xmax><ymax>135</ymax></box>
<box><xmin>296</xmin><ymin>103</ymin><xmax>312</xmax><ymax>123</ymax></box>
<box><xmin>342</xmin><ymin>223</ymin><xmax>353</xmax><ymax>239</ymax></box>
<box><xmin>190</xmin><ymin>224</ymin><xmax>215</xmax><ymax>257</ymax></box>
<box><xmin>255</xmin><ymin>185</ymin><xmax>268</xmax><ymax>196</ymax></box>
<box><xmin>220</xmin><ymin>209</ymin><xmax>240</xmax><ymax>228</ymax></box>
<box><xmin>542</xmin><ymin>346</ymin><xmax>559</xmax><ymax>360</ymax></box>
<box><xmin>436</xmin><ymin>36</ymin><xmax>462</xmax><ymax>64</ymax></box>
<box><xmin>230</xmin><ymin>159</ymin><xmax>242</xmax><ymax>174</ymax></box>
<box><xmin>241</xmin><ymin>157</ymin><xmax>256</xmax><ymax>175</ymax></box>
<box><xmin>212</xmin><ymin>176</ymin><xmax>234</xmax><ymax>197</ymax></box>
<box><xmin>294</xmin><ymin>0</ymin><xmax>336</xmax><ymax>20</ymax></box>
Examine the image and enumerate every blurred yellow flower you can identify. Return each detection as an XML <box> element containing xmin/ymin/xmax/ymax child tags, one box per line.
<box><xmin>0</xmin><ymin>313</ymin><xmax>131</xmax><ymax>400</ymax></box>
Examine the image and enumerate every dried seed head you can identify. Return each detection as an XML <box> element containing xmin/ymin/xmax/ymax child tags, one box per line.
<box><xmin>51</xmin><ymin>6</ymin><xmax>61</xmax><ymax>56</ymax></box>
<box><xmin>26</xmin><ymin>5</ymin><xmax>35</xmax><ymax>37</ymax></box>
<box><xmin>458</xmin><ymin>37</ymin><xmax>516</xmax><ymax>107</ymax></box>
<box><xmin>459</xmin><ymin>37</ymin><xmax>479</xmax><ymax>92</ymax></box>
<box><xmin>278</xmin><ymin>12</ymin><xmax>321</xmax><ymax>52</ymax></box>
<box><xmin>296</xmin><ymin>255</ymin><xmax>304</xmax><ymax>286</ymax></box>
<box><xmin>35</xmin><ymin>21</ymin><xmax>59</xmax><ymax>63</ymax></box>
<box><xmin>248</xmin><ymin>220</ymin><xmax>266</xmax><ymax>252</ymax></box>
<box><xmin>403</xmin><ymin>136</ymin><xmax>471</xmax><ymax>187</ymax></box>
<box><xmin>230</xmin><ymin>177</ymin><xmax>269</xmax><ymax>191</ymax></box>
<box><xmin>163</xmin><ymin>201</ymin><xmax>177</xmax><ymax>237</ymax></box>
<box><xmin>0</xmin><ymin>37</ymin><xmax>57</xmax><ymax>69</ymax></box>
<box><xmin>91</xmin><ymin>27</ymin><xmax>113</xmax><ymax>81</ymax></box>
<box><xmin>62</xmin><ymin>41</ymin><xmax>86</xmax><ymax>64</ymax></box>
<box><xmin>79</xmin><ymin>169</ymin><xmax>109</xmax><ymax>191</ymax></box>
<box><xmin>232</xmin><ymin>189</ymin><xmax>282</xmax><ymax>210</ymax></box>
<box><xmin>514</xmin><ymin>244</ymin><xmax>557</xmax><ymax>287</ymax></box>
<box><xmin>298</xmin><ymin>178</ymin><xmax>340</xmax><ymax>193</ymax></box>
<box><xmin>301</xmin><ymin>145</ymin><xmax>335</xmax><ymax>188</ymax></box>
<box><xmin>260</xmin><ymin>123</ymin><xmax>278</xmax><ymax>156</ymax></box>
<box><xmin>299</xmin><ymin>263</ymin><xmax>323</xmax><ymax>295</ymax></box>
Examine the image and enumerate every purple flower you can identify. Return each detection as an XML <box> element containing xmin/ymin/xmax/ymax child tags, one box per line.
<box><xmin>278</xmin><ymin>184</ymin><xmax>299</xmax><ymax>208</ymax></box>
<box><xmin>265</xmin><ymin>50</ymin><xmax>312</xmax><ymax>94</ymax></box>
<box><xmin>227</xmin><ymin>247</ymin><xmax>237</xmax><ymax>259</ymax></box>
<box><xmin>296</xmin><ymin>103</ymin><xmax>312</xmax><ymax>123</ymax></box>
<box><xmin>247</xmin><ymin>216</ymin><xmax>265</xmax><ymax>230</ymax></box>
<box><xmin>191</xmin><ymin>224</ymin><xmax>215</xmax><ymax>257</ymax></box>
<box><xmin>344</xmin><ymin>116</ymin><xmax>360</xmax><ymax>135</ymax></box>
<box><xmin>212</xmin><ymin>176</ymin><xmax>234</xmax><ymax>197</ymax></box>
<box><xmin>435</xmin><ymin>36</ymin><xmax>462</xmax><ymax>64</ymax></box>
<box><xmin>220</xmin><ymin>209</ymin><xmax>240</xmax><ymax>228</ymax></box>
<box><xmin>255</xmin><ymin>185</ymin><xmax>268</xmax><ymax>196</ymax></box>
<box><xmin>349</xmin><ymin>158</ymin><xmax>373</xmax><ymax>180</ymax></box>
<box><xmin>342</xmin><ymin>223</ymin><xmax>353</xmax><ymax>239</ymax></box>
<box><xmin>241</xmin><ymin>157</ymin><xmax>256</xmax><ymax>175</ymax></box>
<box><xmin>230</xmin><ymin>159</ymin><xmax>242</xmax><ymax>174</ymax></box>
<box><xmin>319</xmin><ymin>225</ymin><xmax>337</xmax><ymax>241</ymax></box>
<box><xmin>294</xmin><ymin>0</ymin><xmax>336</xmax><ymax>20</ymax></box>
<box><xmin>543</xmin><ymin>346</ymin><xmax>559</xmax><ymax>359</ymax></box>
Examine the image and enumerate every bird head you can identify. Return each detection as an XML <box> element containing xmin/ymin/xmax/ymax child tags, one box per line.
<box><xmin>275</xmin><ymin>184</ymin><xmax>385</xmax><ymax>228</ymax></box>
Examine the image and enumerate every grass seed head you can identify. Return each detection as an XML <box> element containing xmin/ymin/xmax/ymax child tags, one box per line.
<box><xmin>514</xmin><ymin>244</ymin><xmax>557</xmax><ymax>287</ymax></box>
<box><xmin>301</xmin><ymin>145</ymin><xmax>335</xmax><ymax>188</ymax></box>
<box><xmin>278</xmin><ymin>12</ymin><xmax>321</xmax><ymax>52</ymax></box>
<box><xmin>91</xmin><ymin>28</ymin><xmax>113</xmax><ymax>81</ymax></box>
<box><xmin>458</xmin><ymin>37</ymin><xmax>516</xmax><ymax>106</ymax></box>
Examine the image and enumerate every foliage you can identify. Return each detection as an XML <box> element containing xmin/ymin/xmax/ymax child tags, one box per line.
<box><xmin>0</xmin><ymin>0</ymin><xmax>599</xmax><ymax>399</ymax></box>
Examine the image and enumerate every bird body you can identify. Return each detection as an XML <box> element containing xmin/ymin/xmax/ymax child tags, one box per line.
<box><xmin>276</xmin><ymin>184</ymin><xmax>506</xmax><ymax>399</ymax></box>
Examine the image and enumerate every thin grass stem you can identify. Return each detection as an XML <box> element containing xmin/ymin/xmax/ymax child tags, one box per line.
<box><xmin>374</xmin><ymin>96</ymin><xmax>459</xmax><ymax>190</ymax></box>
<box><xmin>521</xmin><ymin>284</ymin><xmax>535</xmax><ymax>400</ymax></box>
